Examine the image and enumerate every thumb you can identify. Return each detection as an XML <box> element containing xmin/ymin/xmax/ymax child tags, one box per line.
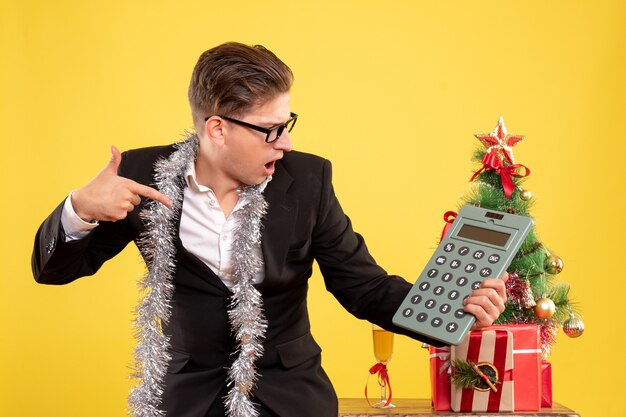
<box><xmin>501</xmin><ymin>272</ymin><xmax>510</xmax><ymax>283</ymax></box>
<box><xmin>104</xmin><ymin>145</ymin><xmax>122</xmax><ymax>174</ymax></box>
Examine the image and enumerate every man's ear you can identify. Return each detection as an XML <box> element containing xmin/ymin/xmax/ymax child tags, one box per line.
<box><xmin>204</xmin><ymin>116</ymin><xmax>225</xmax><ymax>146</ymax></box>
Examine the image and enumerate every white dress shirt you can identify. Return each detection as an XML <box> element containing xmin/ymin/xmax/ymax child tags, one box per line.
<box><xmin>61</xmin><ymin>164</ymin><xmax>270</xmax><ymax>290</ymax></box>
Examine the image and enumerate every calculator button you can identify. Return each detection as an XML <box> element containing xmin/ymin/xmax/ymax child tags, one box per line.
<box><xmin>454</xmin><ymin>309</ymin><xmax>466</xmax><ymax>319</ymax></box>
<box><xmin>458</xmin><ymin>246</ymin><xmax>470</xmax><ymax>256</ymax></box>
<box><xmin>471</xmin><ymin>281</ymin><xmax>481</xmax><ymax>290</ymax></box>
<box><xmin>435</xmin><ymin>256</ymin><xmax>447</xmax><ymax>265</ymax></box>
<box><xmin>442</xmin><ymin>272</ymin><xmax>453</xmax><ymax>282</ymax></box>
<box><xmin>427</xmin><ymin>269</ymin><xmax>439</xmax><ymax>278</ymax></box>
<box><xmin>440</xmin><ymin>303</ymin><xmax>451</xmax><ymax>314</ymax></box>
<box><xmin>402</xmin><ymin>308</ymin><xmax>414</xmax><ymax>317</ymax></box>
<box><xmin>479</xmin><ymin>267</ymin><xmax>492</xmax><ymax>277</ymax></box>
<box><xmin>434</xmin><ymin>286</ymin><xmax>445</xmax><ymax>296</ymax></box>
<box><xmin>425</xmin><ymin>299</ymin><xmax>437</xmax><ymax>309</ymax></box>
<box><xmin>416</xmin><ymin>312</ymin><xmax>428</xmax><ymax>322</ymax></box>
<box><xmin>465</xmin><ymin>263</ymin><xmax>476</xmax><ymax>273</ymax></box>
<box><xmin>448</xmin><ymin>290</ymin><xmax>460</xmax><ymax>300</ymax></box>
<box><xmin>410</xmin><ymin>294</ymin><xmax>423</xmax><ymax>304</ymax></box>
<box><xmin>473</xmin><ymin>250</ymin><xmax>485</xmax><ymax>260</ymax></box>
<box><xmin>443</xmin><ymin>243</ymin><xmax>455</xmax><ymax>252</ymax></box>
<box><xmin>456</xmin><ymin>276</ymin><xmax>468</xmax><ymax>286</ymax></box>
<box><xmin>446</xmin><ymin>322</ymin><xmax>459</xmax><ymax>333</ymax></box>
<box><xmin>450</xmin><ymin>260</ymin><xmax>461</xmax><ymax>269</ymax></box>
<box><xmin>419</xmin><ymin>282</ymin><xmax>431</xmax><ymax>291</ymax></box>
<box><xmin>488</xmin><ymin>254</ymin><xmax>501</xmax><ymax>264</ymax></box>
<box><xmin>431</xmin><ymin>317</ymin><xmax>443</xmax><ymax>327</ymax></box>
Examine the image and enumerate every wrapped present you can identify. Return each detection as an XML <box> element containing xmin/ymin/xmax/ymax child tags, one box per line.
<box><xmin>451</xmin><ymin>329</ymin><xmax>514</xmax><ymax>412</ymax></box>
<box><xmin>428</xmin><ymin>345</ymin><xmax>451</xmax><ymax>410</ymax></box>
<box><xmin>542</xmin><ymin>360</ymin><xmax>553</xmax><ymax>407</ymax></box>
<box><xmin>490</xmin><ymin>324</ymin><xmax>542</xmax><ymax>411</ymax></box>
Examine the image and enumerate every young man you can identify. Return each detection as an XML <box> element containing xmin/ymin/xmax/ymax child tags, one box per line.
<box><xmin>32</xmin><ymin>42</ymin><xmax>507</xmax><ymax>417</ymax></box>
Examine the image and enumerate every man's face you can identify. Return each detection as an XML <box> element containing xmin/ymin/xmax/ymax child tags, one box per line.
<box><xmin>219</xmin><ymin>92</ymin><xmax>293</xmax><ymax>187</ymax></box>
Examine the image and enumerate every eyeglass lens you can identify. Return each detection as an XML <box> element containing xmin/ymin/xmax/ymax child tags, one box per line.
<box><xmin>267</xmin><ymin>116</ymin><xmax>297</xmax><ymax>143</ymax></box>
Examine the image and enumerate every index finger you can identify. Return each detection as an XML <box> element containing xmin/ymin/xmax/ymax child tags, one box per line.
<box><xmin>479</xmin><ymin>278</ymin><xmax>507</xmax><ymax>299</ymax></box>
<box><xmin>129</xmin><ymin>182</ymin><xmax>172</xmax><ymax>207</ymax></box>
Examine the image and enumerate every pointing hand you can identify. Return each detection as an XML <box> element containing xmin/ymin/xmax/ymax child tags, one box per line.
<box><xmin>71</xmin><ymin>146</ymin><xmax>172</xmax><ymax>222</ymax></box>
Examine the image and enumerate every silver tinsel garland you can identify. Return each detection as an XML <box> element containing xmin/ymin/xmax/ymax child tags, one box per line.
<box><xmin>225</xmin><ymin>185</ymin><xmax>268</xmax><ymax>417</ymax></box>
<box><xmin>130</xmin><ymin>133</ymin><xmax>197</xmax><ymax>417</ymax></box>
<box><xmin>130</xmin><ymin>133</ymin><xmax>269</xmax><ymax>417</ymax></box>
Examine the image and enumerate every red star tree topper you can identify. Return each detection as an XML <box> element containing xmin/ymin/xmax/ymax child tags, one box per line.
<box><xmin>475</xmin><ymin>116</ymin><xmax>525</xmax><ymax>165</ymax></box>
<box><xmin>470</xmin><ymin>116</ymin><xmax>530</xmax><ymax>199</ymax></box>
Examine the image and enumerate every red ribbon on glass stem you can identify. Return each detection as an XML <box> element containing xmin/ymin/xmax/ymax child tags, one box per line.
<box><xmin>470</xmin><ymin>152</ymin><xmax>530</xmax><ymax>199</ymax></box>
<box><xmin>365</xmin><ymin>362</ymin><xmax>392</xmax><ymax>407</ymax></box>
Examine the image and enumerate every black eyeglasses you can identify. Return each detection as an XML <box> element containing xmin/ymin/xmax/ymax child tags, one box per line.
<box><xmin>205</xmin><ymin>112</ymin><xmax>298</xmax><ymax>143</ymax></box>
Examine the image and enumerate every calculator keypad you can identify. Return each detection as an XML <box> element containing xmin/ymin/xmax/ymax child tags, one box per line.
<box><xmin>396</xmin><ymin>244</ymin><xmax>504</xmax><ymax>337</ymax></box>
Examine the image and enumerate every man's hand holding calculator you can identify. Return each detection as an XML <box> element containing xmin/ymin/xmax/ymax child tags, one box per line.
<box><xmin>464</xmin><ymin>273</ymin><xmax>509</xmax><ymax>330</ymax></box>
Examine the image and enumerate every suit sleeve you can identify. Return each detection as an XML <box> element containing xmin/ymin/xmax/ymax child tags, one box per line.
<box><xmin>31</xmin><ymin>154</ymin><xmax>137</xmax><ymax>285</ymax></box>
<box><xmin>312</xmin><ymin>159</ymin><xmax>445</xmax><ymax>346</ymax></box>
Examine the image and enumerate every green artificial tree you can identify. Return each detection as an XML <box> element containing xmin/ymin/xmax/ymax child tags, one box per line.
<box><xmin>454</xmin><ymin>116</ymin><xmax>584</xmax><ymax>358</ymax></box>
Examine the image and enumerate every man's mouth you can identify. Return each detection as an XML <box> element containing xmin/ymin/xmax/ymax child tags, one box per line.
<box><xmin>264</xmin><ymin>160</ymin><xmax>276</xmax><ymax>175</ymax></box>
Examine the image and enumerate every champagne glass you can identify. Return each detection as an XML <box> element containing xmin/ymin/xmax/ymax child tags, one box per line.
<box><xmin>371</xmin><ymin>324</ymin><xmax>395</xmax><ymax>408</ymax></box>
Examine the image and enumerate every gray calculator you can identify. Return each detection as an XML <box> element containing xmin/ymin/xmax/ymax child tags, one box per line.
<box><xmin>392</xmin><ymin>205</ymin><xmax>533</xmax><ymax>345</ymax></box>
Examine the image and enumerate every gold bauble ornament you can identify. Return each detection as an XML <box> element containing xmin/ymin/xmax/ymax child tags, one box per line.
<box><xmin>545</xmin><ymin>255</ymin><xmax>564</xmax><ymax>274</ymax></box>
<box><xmin>563</xmin><ymin>314</ymin><xmax>585</xmax><ymax>338</ymax></box>
<box><xmin>520</xmin><ymin>189</ymin><xmax>533</xmax><ymax>201</ymax></box>
<box><xmin>534</xmin><ymin>296</ymin><xmax>556</xmax><ymax>319</ymax></box>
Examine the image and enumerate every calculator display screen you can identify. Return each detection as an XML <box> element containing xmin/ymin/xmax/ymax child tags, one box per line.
<box><xmin>457</xmin><ymin>224</ymin><xmax>511</xmax><ymax>247</ymax></box>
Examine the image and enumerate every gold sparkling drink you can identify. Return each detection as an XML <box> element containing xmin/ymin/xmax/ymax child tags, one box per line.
<box><xmin>372</xmin><ymin>325</ymin><xmax>394</xmax><ymax>364</ymax></box>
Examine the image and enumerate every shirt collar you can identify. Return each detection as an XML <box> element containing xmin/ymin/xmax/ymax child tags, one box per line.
<box><xmin>185</xmin><ymin>163</ymin><xmax>272</xmax><ymax>194</ymax></box>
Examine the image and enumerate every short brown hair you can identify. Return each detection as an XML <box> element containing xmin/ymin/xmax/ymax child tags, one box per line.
<box><xmin>188</xmin><ymin>42</ymin><xmax>293</xmax><ymax>130</ymax></box>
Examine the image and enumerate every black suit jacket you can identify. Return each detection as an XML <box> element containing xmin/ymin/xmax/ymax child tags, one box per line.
<box><xmin>32</xmin><ymin>144</ymin><xmax>438</xmax><ymax>417</ymax></box>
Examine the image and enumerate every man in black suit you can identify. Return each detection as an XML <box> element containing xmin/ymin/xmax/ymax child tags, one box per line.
<box><xmin>32</xmin><ymin>42</ymin><xmax>508</xmax><ymax>417</ymax></box>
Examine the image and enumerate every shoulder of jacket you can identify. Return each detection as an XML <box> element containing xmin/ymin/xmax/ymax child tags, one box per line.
<box><xmin>122</xmin><ymin>143</ymin><xmax>177</xmax><ymax>162</ymax></box>
<box><xmin>280</xmin><ymin>150</ymin><xmax>329</xmax><ymax>171</ymax></box>
<box><xmin>118</xmin><ymin>143</ymin><xmax>178</xmax><ymax>184</ymax></box>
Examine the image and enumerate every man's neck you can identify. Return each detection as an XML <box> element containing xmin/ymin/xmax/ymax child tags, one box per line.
<box><xmin>194</xmin><ymin>159</ymin><xmax>241</xmax><ymax>218</ymax></box>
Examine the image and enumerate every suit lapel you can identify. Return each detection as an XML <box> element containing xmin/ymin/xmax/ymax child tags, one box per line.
<box><xmin>259</xmin><ymin>163</ymin><xmax>296</xmax><ymax>291</ymax></box>
<box><xmin>172</xmin><ymin>196</ymin><xmax>232</xmax><ymax>295</ymax></box>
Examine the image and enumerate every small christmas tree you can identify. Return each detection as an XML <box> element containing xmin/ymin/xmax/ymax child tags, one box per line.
<box><xmin>458</xmin><ymin>116</ymin><xmax>584</xmax><ymax>357</ymax></box>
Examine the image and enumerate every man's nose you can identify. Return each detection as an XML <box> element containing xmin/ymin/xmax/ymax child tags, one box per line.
<box><xmin>273</xmin><ymin>130</ymin><xmax>292</xmax><ymax>152</ymax></box>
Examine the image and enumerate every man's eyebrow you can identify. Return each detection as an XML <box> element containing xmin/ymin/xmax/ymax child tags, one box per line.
<box><xmin>262</xmin><ymin>117</ymin><xmax>290</xmax><ymax>129</ymax></box>
<box><xmin>266</xmin><ymin>121</ymin><xmax>284</xmax><ymax>129</ymax></box>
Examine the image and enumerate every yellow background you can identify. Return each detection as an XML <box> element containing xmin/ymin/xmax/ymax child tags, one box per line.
<box><xmin>1</xmin><ymin>1</ymin><xmax>624</xmax><ymax>416</ymax></box>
